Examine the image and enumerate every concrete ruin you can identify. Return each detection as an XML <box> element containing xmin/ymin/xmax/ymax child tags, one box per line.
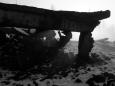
<box><xmin>0</xmin><ymin>2</ymin><xmax>110</xmax><ymax>67</ymax></box>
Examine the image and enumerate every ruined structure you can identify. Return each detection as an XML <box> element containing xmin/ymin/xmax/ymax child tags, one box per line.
<box><xmin>0</xmin><ymin>2</ymin><xmax>110</xmax><ymax>68</ymax></box>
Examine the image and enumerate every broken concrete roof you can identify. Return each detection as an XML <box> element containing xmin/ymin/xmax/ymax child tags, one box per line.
<box><xmin>0</xmin><ymin>2</ymin><xmax>110</xmax><ymax>22</ymax></box>
<box><xmin>0</xmin><ymin>2</ymin><xmax>111</xmax><ymax>32</ymax></box>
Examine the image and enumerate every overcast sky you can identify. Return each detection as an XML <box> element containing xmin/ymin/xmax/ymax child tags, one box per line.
<box><xmin>0</xmin><ymin>0</ymin><xmax>115</xmax><ymax>41</ymax></box>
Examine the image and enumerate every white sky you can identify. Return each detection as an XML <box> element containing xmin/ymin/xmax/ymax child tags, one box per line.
<box><xmin>0</xmin><ymin>0</ymin><xmax>115</xmax><ymax>41</ymax></box>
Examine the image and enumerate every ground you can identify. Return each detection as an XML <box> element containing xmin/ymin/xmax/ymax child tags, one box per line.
<box><xmin>0</xmin><ymin>38</ymin><xmax>115</xmax><ymax>86</ymax></box>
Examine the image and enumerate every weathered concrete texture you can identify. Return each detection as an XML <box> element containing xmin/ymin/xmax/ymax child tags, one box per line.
<box><xmin>0</xmin><ymin>2</ymin><xmax>110</xmax><ymax>32</ymax></box>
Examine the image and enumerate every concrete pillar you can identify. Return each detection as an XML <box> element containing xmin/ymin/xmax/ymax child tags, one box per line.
<box><xmin>77</xmin><ymin>32</ymin><xmax>94</xmax><ymax>62</ymax></box>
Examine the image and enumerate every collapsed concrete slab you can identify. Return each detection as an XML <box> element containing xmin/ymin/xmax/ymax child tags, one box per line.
<box><xmin>0</xmin><ymin>2</ymin><xmax>110</xmax><ymax>32</ymax></box>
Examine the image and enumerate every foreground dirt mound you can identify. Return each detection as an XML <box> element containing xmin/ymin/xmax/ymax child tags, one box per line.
<box><xmin>0</xmin><ymin>49</ymin><xmax>115</xmax><ymax>86</ymax></box>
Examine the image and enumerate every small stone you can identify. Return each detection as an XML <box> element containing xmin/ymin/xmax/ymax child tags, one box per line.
<box><xmin>75</xmin><ymin>78</ymin><xmax>82</xmax><ymax>83</ymax></box>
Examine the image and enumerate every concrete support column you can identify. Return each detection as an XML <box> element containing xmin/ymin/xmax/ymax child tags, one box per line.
<box><xmin>77</xmin><ymin>32</ymin><xmax>94</xmax><ymax>61</ymax></box>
